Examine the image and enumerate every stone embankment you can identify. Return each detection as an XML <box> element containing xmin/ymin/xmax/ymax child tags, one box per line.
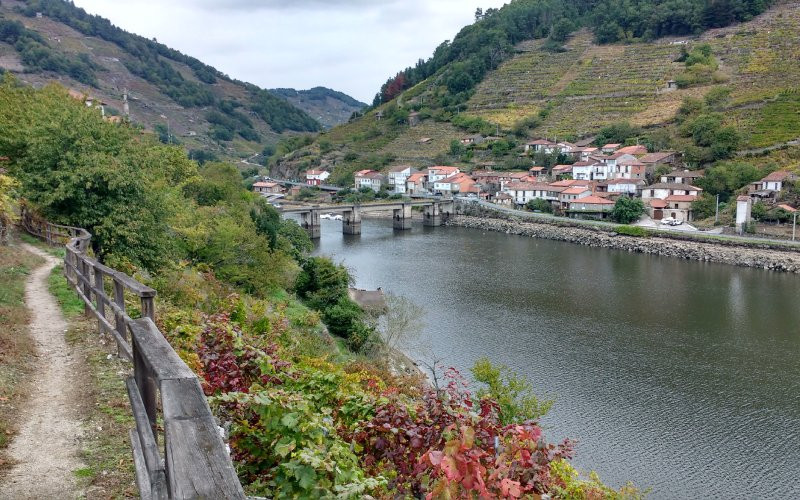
<box><xmin>448</xmin><ymin>215</ymin><xmax>800</xmax><ymax>273</ymax></box>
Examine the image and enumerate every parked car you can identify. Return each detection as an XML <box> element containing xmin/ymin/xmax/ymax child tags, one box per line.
<box><xmin>661</xmin><ymin>217</ymin><xmax>683</xmax><ymax>226</ymax></box>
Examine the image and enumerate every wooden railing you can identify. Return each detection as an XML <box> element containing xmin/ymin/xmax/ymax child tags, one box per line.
<box><xmin>21</xmin><ymin>210</ymin><xmax>245</xmax><ymax>500</ymax></box>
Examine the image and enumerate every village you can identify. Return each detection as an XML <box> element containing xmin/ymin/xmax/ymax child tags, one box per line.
<box><xmin>253</xmin><ymin>138</ymin><xmax>798</xmax><ymax>237</ymax></box>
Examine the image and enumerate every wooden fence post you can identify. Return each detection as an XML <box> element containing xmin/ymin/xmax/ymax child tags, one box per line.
<box><xmin>80</xmin><ymin>258</ymin><xmax>91</xmax><ymax>317</ymax></box>
<box><xmin>113</xmin><ymin>279</ymin><xmax>127</xmax><ymax>358</ymax></box>
<box><xmin>141</xmin><ymin>296</ymin><xmax>155</xmax><ymax>322</ymax></box>
<box><xmin>95</xmin><ymin>270</ymin><xmax>106</xmax><ymax>335</ymax></box>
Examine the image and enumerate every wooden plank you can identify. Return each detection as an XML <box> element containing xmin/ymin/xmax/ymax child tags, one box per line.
<box><xmin>161</xmin><ymin>378</ymin><xmax>212</xmax><ymax>421</ymax></box>
<box><xmin>128</xmin><ymin>319</ymin><xmax>195</xmax><ymax>381</ymax></box>
<box><xmin>125</xmin><ymin>378</ymin><xmax>162</xmax><ymax>477</ymax></box>
<box><xmin>164</xmin><ymin>416</ymin><xmax>245</xmax><ymax>499</ymax></box>
<box><xmin>129</xmin><ymin>429</ymin><xmax>155</xmax><ymax>500</ymax></box>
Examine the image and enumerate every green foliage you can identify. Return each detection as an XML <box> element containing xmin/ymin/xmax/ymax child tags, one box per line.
<box><xmin>610</xmin><ymin>197</ymin><xmax>645</xmax><ymax>224</ymax></box>
<box><xmin>674</xmin><ymin>44</ymin><xmax>721</xmax><ymax>88</ymax></box>
<box><xmin>0</xmin><ymin>17</ymin><xmax>97</xmax><ymax>85</ymax></box>
<box><xmin>677</xmin><ymin>100</ymin><xmax>741</xmax><ymax>162</ymax></box>
<box><xmin>615</xmin><ymin>225</ymin><xmax>650</xmax><ymax>237</ymax></box>
<box><xmin>594</xmin><ymin>122</ymin><xmax>642</xmax><ymax>147</ymax></box>
<box><xmin>47</xmin><ymin>265</ymin><xmax>84</xmax><ymax>317</ymax></box>
<box><xmin>691</xmin><ymin>193</ymin><xmax>719</xmax><ymax>220</ymax></box>
<box><xmin>751</xmin><ymin>200</ymin><xmax>768</xmax><ymax>221</ymax></box>
<box><xmin>694</xmin><ymin>161</ymin><xmax>764</xmax><ymax>200</ymax></box>
<box><xmin>472</xmin><ymin>357</ymin><xmax>553</xmax><ymax>425</ymax></box>
<box><xmin>526</xmin><ymin>198</ymin><xmax>554</xmax><ymax>213</ymax></box>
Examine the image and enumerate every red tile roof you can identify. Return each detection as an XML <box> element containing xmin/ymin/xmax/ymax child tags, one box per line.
<box><xmin>777</xmin><ymin>204</ymin><xmax>797</xmax><ymax>212</ymax></box>
<box><xmin>649</xmin><ymin>199</ymin><xmax>668</xmax><ymax>208</ymax></box>
<box><xmin>616</xmin><ymin>145</ymin><xmax>648</xmax><ymax>155</ymax></box>
<box><xmin>571</xmin><ymin>195</ymin><xmax>614</xmax><ymax>205</ymax></box>
<box><xmin>762</xmin><ymin>170</ymin><xmax>791</xmax><ymax>182</ymax></box>
<box><xmin>640</xmin><ymin>152</ymin><xmax>677</xmax><ymax>163</ymax></box>
<box><xmin>664</xmin><ymin>195</ymin><xmax>697</xmax><ymax>202</ymax></box>
<box><xmin>562</xmin><ymin>187</ymin><xmax>591</xmax><ymax>195</ymax></box>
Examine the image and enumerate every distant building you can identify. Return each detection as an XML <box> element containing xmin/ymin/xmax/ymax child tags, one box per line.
<box><xmin>736</xmin><ymin>196</ymin><xmax>753</xmax><ymax>234</ymax></box>
<box><xmin>660</xmin><ymin>169</ymin><xmax>704</xmax><ymax>185</ymax></box>
<box><xmin>253</xmin><ymin>181</ymin><xmax>283</xmax><ymax>196</ymax></box>
<box><xmin>427</xmin><ymin>166</ymin><xmax>460</xmax><ymax>184</ymax></box>
<box><xmin>387</xmin><ymin>165</ymin><xmax>416</xmax><ymax>194</ymax></box>
<box><xmin>566</xmin><ymin>195</ymin><xmax>615</xmax><ymax>220</ymax></box>
<box><xmin>306</xmin><ymin>169</ymin><xmax>330</xmax><ymax>186</ymax></box>
<box><xmin>354</xmin><ymin>169</ymin><xmax>385</xmax><ymax>192</ymax></box>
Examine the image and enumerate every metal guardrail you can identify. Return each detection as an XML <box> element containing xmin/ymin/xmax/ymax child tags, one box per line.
<box><xmin>20</xmin><ymin>209</ymin><xmax>245</xmax><ymax>500</ymax></box>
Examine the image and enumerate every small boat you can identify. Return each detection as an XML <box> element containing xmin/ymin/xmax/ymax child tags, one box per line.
<box><xmin>320</xmin><ymin>213</ymin><xmax>333</xmax><ymax>220</ymax></box>
<box><xmin>332</xmin><ymin>214</ymin><xmax>343</xmax><ymax>221</ymax></box>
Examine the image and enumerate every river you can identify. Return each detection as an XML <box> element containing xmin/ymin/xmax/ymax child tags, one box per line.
<box><xmin>309</xmin><ymin>216</ymin><xmax>800</xmax><ymax>498</ymax></box>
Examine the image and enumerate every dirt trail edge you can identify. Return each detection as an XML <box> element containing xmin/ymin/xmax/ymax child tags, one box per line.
<box><xmin>0</xmin><ymin>244</ymin><xmax>84</xmax><ymax>499</ymax></box>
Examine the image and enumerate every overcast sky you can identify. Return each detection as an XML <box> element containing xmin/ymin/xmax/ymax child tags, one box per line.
<box><xmin>72</xmin><ymin>0</ymin><xmax>508</xmax><ymax>103</ymax></box>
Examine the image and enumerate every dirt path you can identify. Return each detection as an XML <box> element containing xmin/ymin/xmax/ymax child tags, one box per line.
<box><xmin>0</xmin><ymin>244</ymin><xmax>84</xmax><ymax>499</ymax></box>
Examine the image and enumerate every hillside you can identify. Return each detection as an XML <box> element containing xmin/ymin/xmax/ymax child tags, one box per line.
<box><xmin>0</xmin><ymin>0</ymin><xmax>325</xmax><ymax>162</ymax></box>
<box><xmin>274</xmin><ymin>0</ymin><xmax>800</xmax><ymax>181</ymax></box>
<box><xmin>270</xmin><ymin>87</ymin><xmax>366</xmax><ymax>129</ymax></box>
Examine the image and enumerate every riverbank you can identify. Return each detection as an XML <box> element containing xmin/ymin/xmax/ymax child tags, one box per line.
<box><xmin>448</xmin><ymin>215</ymin><xmax>800</xmax><ymax>273</ymax></box>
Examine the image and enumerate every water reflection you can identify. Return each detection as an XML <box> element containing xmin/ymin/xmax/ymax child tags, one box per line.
<box><xmin>310</xmin><ymin>217</ymin><xmax>800</xmax><ymax>498</ymax></box>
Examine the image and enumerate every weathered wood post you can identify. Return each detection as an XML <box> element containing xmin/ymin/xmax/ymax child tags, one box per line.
<box><xmin>80</xmin><ymin>258</ymin><xmax>92</xmax><ymax>316</ymax></box>
<box><xmin>113</xmin><ymin>278</ymin><xmax>127</xmax><ymax>357</ymax></box>
<box><xmin>95</xmin><ymin>269</ymin><xmax>106</xmax><ymax>335</ymax></box>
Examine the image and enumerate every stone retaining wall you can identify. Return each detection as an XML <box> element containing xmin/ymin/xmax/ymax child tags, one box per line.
<box><xmin>447</xmin><ymin>215</ymin><xmax>800</xmax><ymax>273</ymax></box>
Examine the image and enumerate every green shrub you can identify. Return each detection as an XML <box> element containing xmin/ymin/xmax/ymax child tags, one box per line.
<box><xmin>615</xmin><ymin>225</ymin><xmax>650</xmax><ymax>237</ymax></box>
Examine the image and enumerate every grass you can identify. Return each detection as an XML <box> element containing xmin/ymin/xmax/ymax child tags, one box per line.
<box><xmin>0</xmin><ymin>236</ymin><xmax>43</xmax><ymax>458</ymax></box>
<box><xmin>48</xmin><ymin>266</ymin><xmax>137</xmax><ymax>498</ymax></box>
<box><xmin>48</xmin><ymin>265</ymin><xmax>85</xmax><ymax>318</ymax></box>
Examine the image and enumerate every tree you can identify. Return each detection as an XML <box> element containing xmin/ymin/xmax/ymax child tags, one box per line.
<box><xmin>610</xmin><ymin>196</ymin><xmax>645</xmax><ymax>224</ymax></box>
<box><xmin>526</xmin><ymin>198</ymin><xmax>553</xmax><ymax>213</ymax></box>
<box><xmin>594</xmin><ymin>122</ymin><xmax>642</xmax><ymax>147</ymax></box>
<box><xmin>378</xmin><ymin>294</ymin><xmax>424</xmax><ymax>354</ymax></box>
<box><xmin>471</xmin><ymin>357</ymin><xmax>553</xmax><ymax>425</ymax></box>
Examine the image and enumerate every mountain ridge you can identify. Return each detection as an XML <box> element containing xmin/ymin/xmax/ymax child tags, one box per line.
<box><xmin>0</xmin><ymin>0</ymin><xmax>361</xmax><ymax>161</ymax></box>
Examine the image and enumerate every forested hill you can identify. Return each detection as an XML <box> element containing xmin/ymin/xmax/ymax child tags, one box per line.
<box><xmin>273</xmin><ymin>0</ymin><xmax>800</xmax><ymax>185</ymax></box>
<box><xmin>270</xmin><ymin>87</ymin><xmax>366</xmax><ymax>129</ymax></box>
<box><xmin>0</xmin><ymin>0</ymin><xmax>322</xmax><ymax>161</ymax></box>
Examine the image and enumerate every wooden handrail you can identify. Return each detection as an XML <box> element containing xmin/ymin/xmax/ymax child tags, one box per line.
<box><xmin>21</xmin><ymin>211</ymin><xmax>244</xmax><ymax>500</ymax></box>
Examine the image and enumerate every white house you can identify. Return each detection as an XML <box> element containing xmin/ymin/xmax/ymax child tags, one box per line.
<box><xmin>354</xmin><ymin>170</ymin><xmax>385</xmax><ymax>192</ymax></box>
<box><xmin>306</xmin><ymin>169</ymin><xmax>330</xmax><ymax>186</ymax></box>
<box><xmin>642</xmin><ymin>183</ymin><xmax>702</xmax><ymax>201</ymax></box>
<box><xmin>427</xmin><ymin>166</ymin><xmax>460</xmax><ymax>184</ymax></box>
<box><xmin>503</xmin><ymin>182</ymin><xmax>565</xmax><ymax>205</ymax></box>
<box><xmin>571</xmin><ymin>161</ymin><xmax>598</xmax><ymax>181</ymax></box>
<box><xmin>750</xmin><ymin>171</ymin><xmax>796</xmax><ymax>193</ymax></box>
<box><xmin>606</xmin><ymin>178</ymin><xmax>645</xmax><ymax>195</ymax></box>
<box><xmin>387</xmin><ymin>165</ymin><xmax>416</xmax><ymax>194</ymax></box>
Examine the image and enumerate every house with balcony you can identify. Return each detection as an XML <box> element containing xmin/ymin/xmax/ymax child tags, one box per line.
<box><xmin>566</xmin><ymin>195</ymin><xmax>615</xmax><ymax>220</ymax></box>
<box><xmin>306</xmin><ymin>169</ymin><xmax>330</xmax><ymax>186</ymax></box>
<box><xmin>387</xmin><ymin>165</ymin><xmax>417</xmax><ymax>194</ymax></box>
<box><xmin>354</xmin><ymin>170</ymin><xmax>385</xmax><ymax>192</ymax></box>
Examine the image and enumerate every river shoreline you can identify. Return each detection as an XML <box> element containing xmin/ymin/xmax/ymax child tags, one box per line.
<box><xmin>447</xmin><ymin>215</ymin><xmax>800</xmax><ymax>273</ymax></box>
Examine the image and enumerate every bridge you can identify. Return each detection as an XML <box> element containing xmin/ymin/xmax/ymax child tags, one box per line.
<box><xmin>281</xmin><ymin>200</ymin><xmax>454</xmax><ymax>238</ymax></box>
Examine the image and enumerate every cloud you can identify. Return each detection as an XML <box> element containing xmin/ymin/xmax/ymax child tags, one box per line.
<box><xmin>72</xmin><ymin>0</ymin><xmax>508</xmax><ymax>102</ymax></box>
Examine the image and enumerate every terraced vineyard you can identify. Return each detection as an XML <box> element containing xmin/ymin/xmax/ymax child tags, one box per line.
<box><xmin>379</xmin><ymin>121</ymin><xmax>462</xmax><ymax>164</ymax></box>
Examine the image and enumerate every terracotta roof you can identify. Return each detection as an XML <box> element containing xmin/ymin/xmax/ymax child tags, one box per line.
<box><xmin>778</xmin><ymin>204</ymin><xmax>797</xmax><ymax>212</ymax></box>
<box><xmin>606</xmin><ymin>152</ymin><xmax>635</xmax><ymax>160</ymax></box>
<box><xmin>306</xmin><ymin>169</ymin><xmax>326</xmax><ymax>175</ymax></box>
<box><xmin>505</xmin><ymin>182</ymin><xmax>559</xmax><ymax>191</ymax></box>
<box><xmin>550</xmin><ymin>179</ymin><xmax>590</xmax><ymax>187</ymax></box>
<box><xmin>572</xmin><ymin>161</ymin><xmax>598</xmax><ymax>167</ymax></box>
<box><xmin>355</xmin><ymin>169</ymin><xmax>374</xmax><ymax>176</ymax></box>
<box><xmin>617</xmin><ymin>158</ymin><xmax>645</xmax><ymax>166</ymax></box>
<box><xmin>508</xmin><ymin>172</ymin><xmax>529</xmax><ymax>179</ymax></box>
<box><xmin>552</xmin><ymin>164</ymin><xmax>574</xmax><ymax>172</ymax></box>
<box><xmin>616</xmin><ymin>145</ymin><xmax>648</xmax><ymax>155</ymax></box>
<box><xmin>664</xmin><ymin>195</ymin><xmax>697</xmax><ymax>202</ymax></box>
<box><xmin>641</xmin><ymin>152</ymin><xmax>677</xmax><ymax>163</ymax></box>
<box><xmin>529</xmin><ymin>166</ymin><xmax>544</xmax><ymax>172</ymax></box>
<box><xmin>407</xmin><ymin>172</ymin><xmax>427</xmax><ymax>183</ymax></box>
<box><xmin>649</xmin><ymin>199</ymin><xmax>668</xmax><ymax>208</ymax></box>
<box><xmin>762</xmin><ymin>170</ymin><xmax>791</xmax><ymax>182</ymax></box>
<box><xmin>562</xmin><ymin>187</ymin><xmax>591</xmax><ymax>195</ymax></box>
<box><xmin>528</xmin><ymin>139</ymin><xmax>555</xmax><ymax>145</ymax></box>
<box><xmin>253</xmin><ymin>181</ymin><xmax>277</xmax><ymax>188</ymax></box>
<box><xmin>496</xmin><ymin>192</ymin><xmax>512</xmax><ymax>200</ymax></box>
<box><xmin>571</xmin><ymin>195</ymin><xmax>614</xmax><ymax>205</ymax></box>
<box><xmin>429</xmin><ymin>166</ymin><xmax>460</xmax><ymax>174</ymax></box>
<box><xmin>736</xmin><ymin>195</ymin><xmax>752</xmax><ymax>202</ymax></box>
<box><xmin>602</xmin><ymin>143</ymin><xmax>621</xmax><ymax>149</ymax></box>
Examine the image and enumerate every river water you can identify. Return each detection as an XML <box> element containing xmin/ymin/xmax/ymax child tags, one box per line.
<box><xmin>309</xmin><ymin>217</ymin><xmax>800</xmax><ymax>498</ymax></box>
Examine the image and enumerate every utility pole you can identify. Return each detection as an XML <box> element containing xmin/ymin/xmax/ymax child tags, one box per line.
<box><xmin>793</xmin><ymin>211</ymin><xmax>797</xmax><ymax>241</ymax></box>
<box><xmin>715</xmin><ymin>194</ymin><xmax>719</xmax><ymax>224</ymax></box>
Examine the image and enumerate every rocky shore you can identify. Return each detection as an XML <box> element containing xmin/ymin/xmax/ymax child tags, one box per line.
<box><xmin>447</xmin><ymin>215</ymin><xmax>800</xmax><ymax>273</ymax></box>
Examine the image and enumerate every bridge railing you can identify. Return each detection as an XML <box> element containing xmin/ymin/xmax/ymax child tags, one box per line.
<box><xmin>20</xmin><ymin>209</ymin><xmax>244</xmax><ymax>500</ymax></box>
